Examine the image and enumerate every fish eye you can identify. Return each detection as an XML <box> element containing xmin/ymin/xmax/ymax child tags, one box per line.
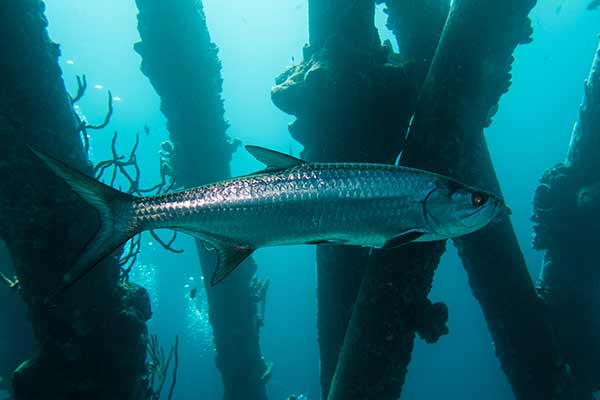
<box><xmin>471</xmin><ymin>192</ymin><xmax>488</xmax><ymax>207</ymax></box>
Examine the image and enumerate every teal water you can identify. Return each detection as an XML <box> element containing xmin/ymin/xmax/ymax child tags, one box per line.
<box><xmin>41</xmin><ymin>1</ymin><xmax>600</xmax><ymax>399</ymax></box>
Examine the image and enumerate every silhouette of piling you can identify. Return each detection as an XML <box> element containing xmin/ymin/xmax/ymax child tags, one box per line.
<box><xmin>134</xmin><ymin>1</ymin><xmax>270</xmax><ymax>399</ymax></box>
<box><xmin>399</xmin><ymin>0</ymin><xmax>575</xmax><ymax>398</ymax></box>
<box><xmin>274</xmin><ymin>0</ymin><xmax>577</xmax><ymax>398</ymax></box>
<box><xmin>533</xmin><ymin>40</ymin><xmax>600</xmax><ymax>399</ymax></box>
<box><xmin>0</xmin><ymin>1</ymin><xmax>151</xmax><ymax>399</ymax></box>
<box><xmin>376</xmin><ymin>0</ymin><xmax>450</xmax><ymax>86</ymax></box>
<box><xmin>273</xmin><ymin>1</ymin><xmax>451</xmax><ymax>398</ymax></box>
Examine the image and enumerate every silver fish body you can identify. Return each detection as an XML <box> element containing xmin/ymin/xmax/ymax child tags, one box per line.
<box><xmin>31</xmin><ymin>145</ymin><xmax>505</xmax><ymax>292</ymax></box>
<box><xmin>134</xmin><ymin>163</ymin><xmax>440</xmax><ymax>249</ymax></box>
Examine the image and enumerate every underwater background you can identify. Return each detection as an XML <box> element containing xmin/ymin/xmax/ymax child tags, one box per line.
<box><xmin>1</xmin><ymin>0</ymin><xmax>599</xmax><ymax>399</ymax></box>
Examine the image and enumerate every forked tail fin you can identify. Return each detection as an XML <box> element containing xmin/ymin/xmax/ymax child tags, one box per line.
<box><xmin>29</xmin><ymin>148</ymin><xmax>138</xmax><ymax>301</ymax></box>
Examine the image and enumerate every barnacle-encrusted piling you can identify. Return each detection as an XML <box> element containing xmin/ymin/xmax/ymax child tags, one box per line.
<box><xmin>376</xmin><ymin>0</ymin><xmax>450</xmax><ymax>86</ymax></box>
<box><xmin>533</xmin><ymin>40</ymin><xmax>600</xmax><ymax>398</ymax></box>
<box><xmin>275</xmin><ymin>0</ymin><xmax>577</xmax><ymax>398</ymax></box>
<box><xmin>400</xmin><ymin>0</ymin><xmax>575</xmax><ymax>398</ymax></box>
<box><xmin>0</xmin><ymin>1</ymin><xmax>151</xmax><ymax>399</ymax></box>
<box><xmin>134</xmin><ymin>1</ymin><xmax>270</xmax><ymax>399</ymax></box>
<box><xmin>272</xmin><ymin>1</ymin><xmax>451</xmax><ymax>398</ymax></box>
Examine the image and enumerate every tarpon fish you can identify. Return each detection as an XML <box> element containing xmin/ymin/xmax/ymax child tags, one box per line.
<box><xmin>32</xmin><ymin>145</ymin><xmax>505</xmax><ymax>295</ymax></box>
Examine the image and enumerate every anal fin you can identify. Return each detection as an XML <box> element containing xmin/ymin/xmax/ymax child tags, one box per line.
<box><xmin>210</xmin><ymin>243</ymin><xmax>255</xmax><ymax>286</ymax></box>
<box><xmin>175</xmin><ymin>228</ymin><xmax>255</xmax><ymax>286</ymax></box>
<box><xmin>382</xmin><ymin>229</ymin><xmax>425</xmax><ymax>249</ymax></box>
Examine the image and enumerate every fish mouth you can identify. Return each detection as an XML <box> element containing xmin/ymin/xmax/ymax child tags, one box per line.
<box><xmin>500</xmin><ymin>199</ymin><xmax>512</xmax><ymax>216</ymax></box>
<box><xmin>491</xmin><ymin>196</ymin><xmax>509</xmax><ymax>218</ymax></box>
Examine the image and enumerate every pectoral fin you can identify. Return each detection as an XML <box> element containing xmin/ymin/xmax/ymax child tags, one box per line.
<box><xmin>306</xmin><ymin>239</ymin><xmax>348</xmax><ymax>245</ymax></box>
<box><xmin>382</xmin><ymin>229</ymin><xmax>425</xmax><ymax>249</ymax></box>
<box><xmin>210</xmin><ymin>243</ymin><xmax>255</xmax><ymax>286</ymax></box>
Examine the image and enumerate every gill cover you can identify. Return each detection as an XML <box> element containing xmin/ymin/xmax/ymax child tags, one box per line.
<box><xmin>423</xmin><ymin>177</ymin><xmax>502</xmax><ymax>238</ymax></box>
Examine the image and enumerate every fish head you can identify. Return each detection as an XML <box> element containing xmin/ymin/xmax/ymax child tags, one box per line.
<box><xmin>423</xmin><ymin>178</ymin><xmax>505</xmax><ymax>239</ymax></box>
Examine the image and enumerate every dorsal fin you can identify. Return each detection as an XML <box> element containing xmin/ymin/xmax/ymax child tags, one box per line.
<box><xmin>245</xmin><ymin>145</ymin><xmax>306</xmax><ymax>171</ymax></box>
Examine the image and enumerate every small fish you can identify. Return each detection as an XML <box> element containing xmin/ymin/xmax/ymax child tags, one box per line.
<box><xmin>144</xmin><ymin>125</ymin><xmax>150</xmax><ymax>136</ymax></box>
<box><xmin>555</xmin><ymin>4</ymin><xmax>562</xmax><ymax>14</ymax></box>
<box><xmin>190</xmin><ymin>287</ymin><xmax>197</xmax><ymax>299</ymax></box>
<box><xmin>31</xmin><ymin>146</ymin><xmax>505</xmax><ymax>298</ymax></box>
<box><xmin>588</xmin><ymin>0</ymin><xmax>600</xmax><ymax>9</ymax></box>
